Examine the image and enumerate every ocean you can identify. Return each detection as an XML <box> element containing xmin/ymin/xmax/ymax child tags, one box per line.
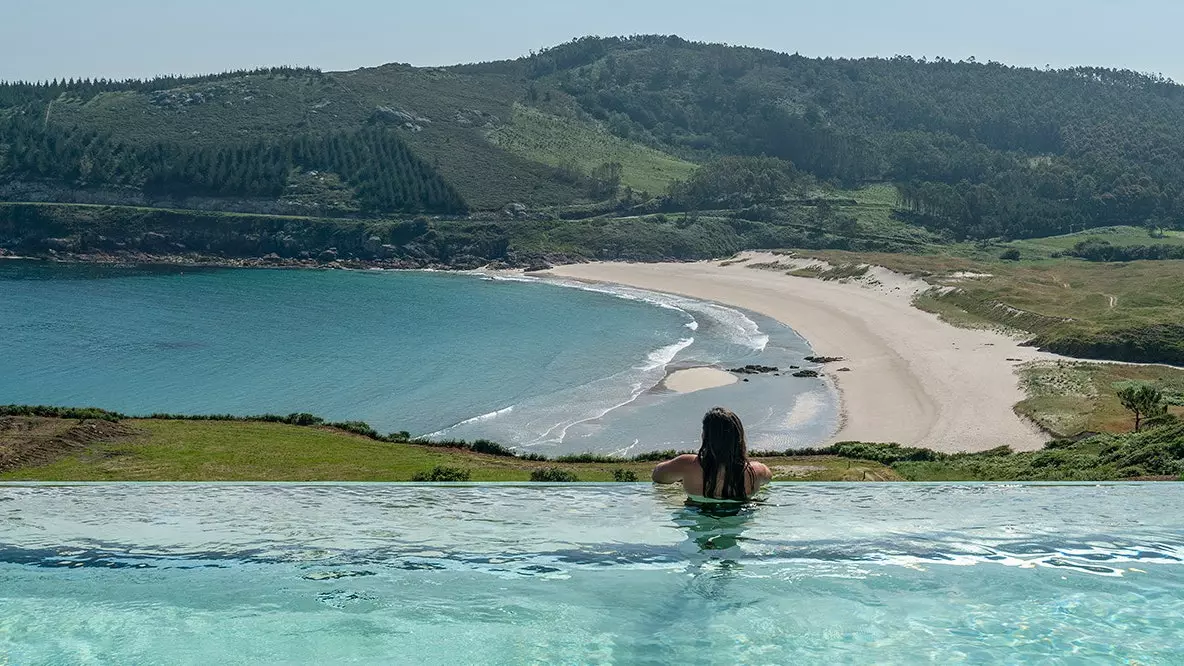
<box><xmin>0</xmin><ymin>261</ymin><xmax>837</xmax><ymax>455</ymax></box>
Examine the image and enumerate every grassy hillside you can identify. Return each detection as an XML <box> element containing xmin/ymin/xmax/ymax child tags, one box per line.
<box><xmin>1015</xmin><ymin>362</ymin><xmax>1184</xmax><ymax>437</ymax></box>
<box><xmin>3</xmin><ymin>410</ymin><xmax>1180</xmax><ymax>482</ymax></box>
<box><xmin>1010</xmin><ymin>226</ymin><xmax>1184</xmax><ymax>255</ymax></box>
<box><xmin>6</xmin><ymin>34</ymin><xmax>1184</xmax><ymax>233</ymax></box>
<box><xmin>0</xmin><ymin>416</ymin><xmax>895</xmax><ymax>482</ymax></box>
<box><xmin>487</xmin><ymin>104</ymin><xmax>696</xmax><ymax>195</ymax></box>
<box><xmin>888</xmin><ymin>423</ymin><xmax>1184</xmax><ymax>481</ymax></box>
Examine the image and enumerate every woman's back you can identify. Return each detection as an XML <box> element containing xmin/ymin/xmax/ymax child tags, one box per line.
<box><xmin>655</xmin><ymin>454</ymin><xmax>771</xmax><ymax>500</ymax></box>
<box><xmin>651</xmin><ymin>408</ymin><xmax>772</xmax><ymax>501</ymax></box>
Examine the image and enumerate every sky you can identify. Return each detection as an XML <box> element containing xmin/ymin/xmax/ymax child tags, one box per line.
<box><xmin>4</xmin><ymin>0</ymin><xmax>1182</xmax><ymax>83</ymax></box>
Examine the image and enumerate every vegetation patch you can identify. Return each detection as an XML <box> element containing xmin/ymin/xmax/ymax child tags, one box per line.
<box><xmin>410</xmin><ymin>465</ymin><xmax>472</xmax><ymax>482</ymax></box>
<box><xmin>0</xmin><ymin>411</ymin><xmax>897</xmax><ymax>482</ymax></box>
<box><xmin>530</xmin><ymin>467</ymin><xmax>580</xmax><ymax>482</ymax></box>
<box><xmin>1014</xmin><ymin>361</ymin><xmax>1184</xmax><ymax>438</ymax></box>
<box><xmin>890</xmin><ymin>423</ymin><xmax>1184</xmax><ymax>481</ymax></box>
<box><xmin>486</xmin><ymin>103</ymin><xmax>696</xmax><ymax>196</ymax></box>
<box><xmin>798</xmin><ymin>248</ymin><xmax>1184</xmax><ymax>365</ymax></box>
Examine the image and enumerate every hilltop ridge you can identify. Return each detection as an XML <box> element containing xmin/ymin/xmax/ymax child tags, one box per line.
<box><xmin>1</xmin><ymin>34</ymin><xmax>1182</xmax><ymax>239</ymax></box>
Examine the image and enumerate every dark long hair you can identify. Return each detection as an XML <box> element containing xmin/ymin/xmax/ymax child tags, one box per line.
<box><xmin>697</xmin><ymin>407</ymin><xmax>751</xmax><ymax>500</ymax></box>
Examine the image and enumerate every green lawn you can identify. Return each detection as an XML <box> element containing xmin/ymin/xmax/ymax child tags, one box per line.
<box><xmin>0</xmin><ymin>419</ymin><xmax>897</xmax><ymax>482</ymax></box>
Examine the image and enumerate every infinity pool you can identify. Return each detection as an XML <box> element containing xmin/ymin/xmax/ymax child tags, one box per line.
<box><xmin>1</xmin><ymin>484</ymin><xmax>1182</xmax><ymax>664</ymax></box>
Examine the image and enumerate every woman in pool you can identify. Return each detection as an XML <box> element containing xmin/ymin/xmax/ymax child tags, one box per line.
<box><xmin>652</xmin><ymin>407</ymin><xmax>772</xmax><ymax>502</ymax></box>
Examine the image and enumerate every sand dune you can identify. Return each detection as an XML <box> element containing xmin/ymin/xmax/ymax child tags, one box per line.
<box><xmin>551</xmin><ymin>252</ymin><xmax>1053</xmax><ymax>453</ymax></box>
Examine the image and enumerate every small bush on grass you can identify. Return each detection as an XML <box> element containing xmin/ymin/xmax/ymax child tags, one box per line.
<box><xmin>530</xmin><ymin>467</ymin><xmax>579</xmax><ymax>482</ymax></box>
<box><xmin>411</xmin><ymin>466</ymin><xmax>472</xmax><ymax>482</ymax></box>
<box><xmin>613</xmin><ymin>468</ymin><xmax>639</xmax><ymax>482</ymax></box>
<box><xmin>327</xmin><ymin>421</ymin><xmax>380</xmax><ymax>438</ymax></box>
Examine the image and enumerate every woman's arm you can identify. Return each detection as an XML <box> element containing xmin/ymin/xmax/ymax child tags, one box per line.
<box><xmin>652</xmin><ymin>454</ymin><xmax>697</xmax><ymax>484</ymax></box>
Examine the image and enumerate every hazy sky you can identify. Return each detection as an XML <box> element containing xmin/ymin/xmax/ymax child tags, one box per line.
<box><xmin>4</xmin><ymin>0</ymin><xmax>1182</xmax><ymax>82</ymax></box>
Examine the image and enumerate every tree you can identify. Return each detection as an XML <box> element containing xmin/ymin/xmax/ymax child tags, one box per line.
<box><xmin>1116</xmin><ymin>383</ymin><xmax>1167</xmax><ymax>432</ymax></box>
<box><xmin>588</xmin><ymin>161</ymin><xmax>622</xmax><ymax>199</ymax></box>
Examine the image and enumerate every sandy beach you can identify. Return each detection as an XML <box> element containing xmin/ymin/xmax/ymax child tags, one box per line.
<box><xmin>663</xmin><ymin>367</ymin><xmax>739</xmax><ymax>393</ymax></box>
<box><xmin>551</xmin><ymin>252</ymin><xmax>1053</xmax><ymax>453</ymax></box>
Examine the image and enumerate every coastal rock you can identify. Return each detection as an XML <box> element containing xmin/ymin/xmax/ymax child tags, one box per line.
<box><xmin>448</xmin><ymin>254</ymin><xmax>486</xmax><ymax>270</ymax></box>
<box><xmin>502</xmin><ymin>203</ymin><xmax>529</xmax><ymax>220</ymax></box>
<box><xmin>524</xmin><ymin>262</ymin><xmax>553</xmax><ymax>273</ymax></box>
<box><xmin>44</xmin><ymin>237</ymin><xmax>76</xmax><ymax>252</ymax></box>
<box><xmin>804</xmin><ymin>356</ymin><xmax>846</xmax><ymax>364</ymax></box>
<box><xmin>837</xmin><ymin>367</ymin><xmax>852</xmax><ymax>372</ymax></box>
<box><xmin>792</xmin><ymin>370</ymin><xmax>821</xmax><ymax>378</ymax></box>
<box><xmin>363</xmin><ymin>235</ymin><xmax>384</xmax><ymax>253</ymax></box>
<box><xmin>728</xmin><ymin>364</ymin><xmax>779</xmax><ymax>375</ymax></box>
<box><xmin>318</xmin><ymin>249</ymin><xmax>338</xmax><ymax>262</ymax></box>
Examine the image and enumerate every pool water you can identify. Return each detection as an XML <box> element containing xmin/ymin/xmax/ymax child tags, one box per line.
<box><xmin>1</xmin><ymin>484</ymin><xmax>1182</xmax><ymax>664</ymax></box>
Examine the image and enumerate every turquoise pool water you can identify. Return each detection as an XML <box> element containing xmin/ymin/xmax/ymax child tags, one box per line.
<box><xmin>1</xmin><ymin>484</ymin><xmax>1182</xmax><ymax>664</ymax></box>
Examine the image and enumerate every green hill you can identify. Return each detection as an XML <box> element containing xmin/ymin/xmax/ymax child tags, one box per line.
<box><xmin>3</xmin><ymin>34</ymin><xmax>1184</xmax><ymax>237</ymax></box>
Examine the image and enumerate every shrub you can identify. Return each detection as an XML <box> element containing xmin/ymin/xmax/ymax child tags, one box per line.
<box><xmin>410</xmin><ymin>466</ymin><xmax>472</xmax><ymax>482</ymax></box>
<box><xmin>555</xmin><ymin>453</ymin><xmax>623</xmax><ymax>463</ymax></box>
<box><xmin>0</xmin><ymin>405</ymin><xmax>125</xmax><ymax>422</ymax></box>
<box><xmin>414</xmin><ymin>438</ymin><xmax>518</xmax><ymax>457</ymax></box>
<box><xmin>612</xmin><ymin>468</ymin><xmax>639</xmax><ymax>482</ymax></box>
<box><xmin>327</xmin><ymin>421</ymin><xmax>380</xmax><ymax>438</ymax></box>
<box><xmin>831</xmin><ymin>442</ymin><xmax>947</xmax><ymax>464</ymax></box>
<box><xmin>530</xmin><ymin>467</ymin><xmax>579</xmax><ymax>482</ymax></box>
<box><xmin>285</xmin><ymin>412</ymin><xmax>324</xmax><ymax>426</ymax></box>
<box><xmin>999</xmin><ymin>248</ymin><xmax>1021</xmax><ymax>261</ymax></box>
<box><xmin>468</xmin><ymin>439</ymin><xmax>517</xmax><ymax>457</ymax></box>
<box><xmin>629</xmin><ymin>449</ymin><xmax>689</xmax><ymax>462</ymax></box>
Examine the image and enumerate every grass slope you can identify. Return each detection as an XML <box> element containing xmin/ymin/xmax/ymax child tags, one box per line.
<box><xmin>1015</xmin><ymin>361</ymin><xmax>1184</xmax><ymax>438</ymax></box>
<box><xmin>1010</xmin><ymin>226</ymin><xmax>1184</xmax><ymax>256</ymax></box>
<box><xmin>0</xmin><ymin>419</ymin><xmax>897</xmax><ymax>482</ymax></box>
<box><xmin>891</xmin><ymin>422</ymin><xmax>1184</xmax><ymax>481</ymax></box>
<box><xmin>43</xmin><ymin>66</ymin><xmax>589</xmax><ymax>210</ymax></box>
<box><xmin>827</xmin><ymin>184</ymin><xmax>942</xmax><ymax>246</ymax></box>
<box><xmin>487</xmin><ymin>104</ymin><xmax>697</xmax><ymax>195</ymax></box>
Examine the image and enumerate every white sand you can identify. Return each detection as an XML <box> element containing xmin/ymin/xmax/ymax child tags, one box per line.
<box><xmin>663</xmin><ymin>367</ymin><xmax>739</xmax><ymax>393</ymax></box>
<box><xmin>551</xmin><ymin>252</ymin><xmax>1055</xmax><ymax>453</ymax></box>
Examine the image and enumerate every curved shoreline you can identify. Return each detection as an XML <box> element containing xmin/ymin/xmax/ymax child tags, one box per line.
<box><xmin>550</xmin><ymin>253</ymin><xmax>1053</xmax><ymax>453</ymax></box>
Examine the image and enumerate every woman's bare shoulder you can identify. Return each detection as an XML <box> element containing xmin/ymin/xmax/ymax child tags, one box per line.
<box><xmin>651</xmin><ymin>454</ymin><xmax>700</xmax><ymax>484</ymax></box>
<box><xmin>749</xmin><ymin>460</ymin><xmax>774</xmax><ymax>481</ymax></box>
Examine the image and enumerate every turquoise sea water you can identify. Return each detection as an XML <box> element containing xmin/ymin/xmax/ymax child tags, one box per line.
<box><xmin>1</xmin><ymin>483</ymin><xmax>1181</xmax><ymax>664</ymax></box>
<box><xmin>0</xmin><ymin>262</ymin><xmax>836</xmax><ymax>454</ymax></box>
